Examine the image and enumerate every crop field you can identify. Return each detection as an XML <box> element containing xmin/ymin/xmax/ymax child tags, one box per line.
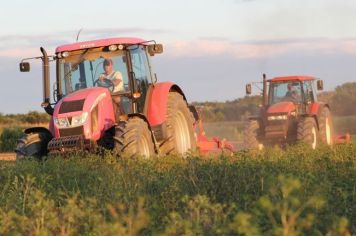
<box><xmin>0</xmin><ymin>117</ymin><xmax>355</xmax><ymax>235</ymax></box>
<box><xmin>0</xmin><ymin>143</ymin><xmax>355</xmax><ymax>235</ymax></box>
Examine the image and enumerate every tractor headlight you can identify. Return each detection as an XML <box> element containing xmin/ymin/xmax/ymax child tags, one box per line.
<box><xmin>71</xmin><ymin>112</ymin><xmax>88</xmax><ymax>127</ymax></box>
<box><xmin>54</xmin><ymin>117</ymin><xmax>70</xmax><ymax>128</ymax></box>
<box><xmin>267</xmin><ymin>115</ymin><xmax>288</xmax><ymax>121</ymax></box>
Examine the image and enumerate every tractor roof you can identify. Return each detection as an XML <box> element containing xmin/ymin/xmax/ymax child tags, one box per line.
<box><xmin>56</xmin><ymin>37</ymin><xmax>146</xmax><ymax>53</ymax></box>
<box><xmin>269</xmin><ymin>75</ymin><xmax>316</xmax><ymax>83</ymax></box>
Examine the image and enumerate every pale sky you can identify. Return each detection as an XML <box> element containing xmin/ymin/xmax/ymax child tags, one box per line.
<box><xmin>1</xmin><ymin>0</ymin><xmax>356</xmax><ymax>113</ymax></box>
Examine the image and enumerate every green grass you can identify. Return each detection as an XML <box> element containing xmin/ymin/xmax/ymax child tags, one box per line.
<box><xmin>0</xmin><ymin>143</ymin><xmax>355</xmax><ymax>235</ymax></box>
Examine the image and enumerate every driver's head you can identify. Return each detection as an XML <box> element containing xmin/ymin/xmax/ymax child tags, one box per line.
<box><xmin>103</xmin><ymin>59</ymin><xmax>113</xmax><ymax>74</ymax></box>
<box><xmin>287</xmin><ymin>83</ymin><xmax>294</xmax><ymax>91</ymax></box>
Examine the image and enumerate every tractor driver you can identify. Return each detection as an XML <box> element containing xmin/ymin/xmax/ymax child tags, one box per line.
<box><xmin>98</xmin><ymin>58</ymin><xmax>124</xmax><ymax>93</ymax></box>
<box><xmin>98</xmin><ymin>58</ymin><xmax>125</xmax><ymax>116</ymax></box>
<box><xmin>285</xmin><ymin>83</ymin><xmax>301</xmax><ymax>102</ymax></box>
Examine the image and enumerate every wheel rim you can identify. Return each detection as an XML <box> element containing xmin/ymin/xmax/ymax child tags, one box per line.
<box><xmin>174</xmin><ymin>111</ymin><xmax>191</xmax><ymax>154</ymax></box>
<box><xmin>311</xmin><ymin>126</ymin><xmax>317</xmax><ymax>149</ymax></box>
<box><xmin>138</xmin><ymin>136</ymin><xmax>150</xmax><ymax>158</ymax></box>
<box><xmin>325</xmin><ymin>118</ymin><xmax>332</xmax><ymax>145</ymax></box>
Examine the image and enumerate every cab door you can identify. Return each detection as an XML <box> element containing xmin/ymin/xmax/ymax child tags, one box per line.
<box><xmin>129</xmin><ymin>45</ymin><xmax>152</xmax><ymax>113</ymax></box>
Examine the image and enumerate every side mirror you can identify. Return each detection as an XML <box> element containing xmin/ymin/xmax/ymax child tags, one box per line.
<box><xmin>19</xmin><ymin>62</ymin><xmax>30</xmax><ymax>72</ymax></box>
<box><xmin>246</xmin><ymin>84</ymin><xmax>252</xmax><ymax>95</ymax></box>
<box><xmin>147</xmin><ymin>44</ymin><xmax>163</xmax><ymax>56</ymax></box>
<box><xmin>317</xmin><ymin>80</ymin><xmax>324</xmax><ymax>91</ymax></box>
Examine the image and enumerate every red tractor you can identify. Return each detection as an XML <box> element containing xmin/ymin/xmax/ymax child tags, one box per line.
<box><xmin>244</xmin><ymin>74</ymin><xmax>334</xmax><ymax>149</ymax></box>
<box><xmin>16</xmin><ymin>38</ymin><xmax>199</xmax><ymax>159</ymax></box>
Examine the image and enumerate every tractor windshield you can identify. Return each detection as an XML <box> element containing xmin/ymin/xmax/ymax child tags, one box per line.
<box><xmin>58</xmin><ymin>48</ymin><xmax>130</xmax><ymax>96</ymax></box>
<box><xmin>269</xmin><ymin>81</ymin><xmax>302</xmax><ymax>104</ymax></box>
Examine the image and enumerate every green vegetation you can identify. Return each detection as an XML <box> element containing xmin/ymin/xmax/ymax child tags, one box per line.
<box><xmin>0</xmin><ymin>127</ymin><xmax>23</xmax><ymax>152</ymax></box>
<box><xmin>0</xmin><ymin>111</ymin><xmax>49</xmax><ymax>152</ymax></box>
<box><xmin>0</xmin><ymin>144</ymin><xmax>354</xmax><ymax>235</ymax></box>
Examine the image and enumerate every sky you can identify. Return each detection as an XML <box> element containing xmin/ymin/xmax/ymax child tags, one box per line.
<box><xmin>1</xmin><ymin>0</ymin><xmax>356</xmax><ymax>113</ymax></box>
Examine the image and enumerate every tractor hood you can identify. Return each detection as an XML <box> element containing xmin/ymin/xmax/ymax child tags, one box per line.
<box><xmin>55</xmin><ymin>87</ymin><xmax>110</xmax><ymax>115</ymax></box>
<box><xmin>52</xmin><ymin>87</ymin><xmax>116</xmax><ymax>140</ymax></box>
<box><xmin>267</xmin><ymin>102</ymin><xmax>296</xmax><ymax>114</ymax></box>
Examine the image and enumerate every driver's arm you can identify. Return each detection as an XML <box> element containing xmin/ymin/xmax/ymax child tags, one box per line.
<box><xmin>112</xmin><ymin>71</ymin><xmax>123</xmax><ymax>86</ymax></box>
<box><xmin>99</xmin><ymin>73</ymin><xmax>106</xmax><ymax>81</ymax></box>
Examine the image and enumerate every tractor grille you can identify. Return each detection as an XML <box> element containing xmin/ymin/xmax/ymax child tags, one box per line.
<box><xmin>47</xmin><ymin>135</ymin><xmax>92</xmax><ymax>152</ymax></box>
<box><xmin>59</xmin><ymin>99</ymin><xmax>85</xmax><ymax>114</ymax></box>
<box><xmin>265</xmin><ymin>125</ymin><xmax>287</xmax><ymax>139</ymax></box>
<box><xmin>59</xmin><ymin>126</ymin><xmax>84</xmax><ymax>137</ymax></box>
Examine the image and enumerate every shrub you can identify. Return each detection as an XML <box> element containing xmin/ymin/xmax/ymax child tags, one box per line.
<box><xmin>0</xmin><ymin>127</ymin><xmax>23</xmax><ymax>152</ymax></box>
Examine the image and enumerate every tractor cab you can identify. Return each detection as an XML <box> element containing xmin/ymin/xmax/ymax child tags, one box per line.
<box><xmin>267</xmin><ymin>76</ymin><xmax>322</xmax><ymax>116</ymax></box>
<box><xmin>19</xmin><ymin>38</ymin><xmax>162</xmax><ymax>118</ymax></box>
<box><xmin>57</xmin><ymin>43</ymin><xmax>153</xmax><ymax>116</ymax></box>
<box><xmin>268</xmin><ymin>76</ymin><xmax>321</xmax><ymax>104</ymax></box>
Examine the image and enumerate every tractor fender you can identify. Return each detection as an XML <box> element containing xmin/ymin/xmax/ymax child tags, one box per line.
<box><xmin>309</xmin><ymin>103</ymin><xmax>321</xmax><ymax>116</ymax></box>
<box><xmin>127</xmin><ymin>113</ymin><xmax>158</xmax><ymax>153</ymax></box>
<box><xmin>308</xmin><ymin>103</ymin><xmax>331</xmax><ymax>129</ymax></box>
<box><xmin>145</xmin><ymin>82</ymin><xmax>187</xmax><ymax>126</ymax></box>
<box><xmin>23</xmin><ymin>127</ymin><xmax>53</xmax><ymax>138</ymax></box>
<box><xmin>309</xmin><ymin>102</ymin><xmax>330</xmax><ymax>116</ymax></box>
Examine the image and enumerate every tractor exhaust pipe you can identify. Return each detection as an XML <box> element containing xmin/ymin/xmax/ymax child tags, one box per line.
<box><xmin>40</xmin><ymin>47</ymin><xmax>54</xmax><ymax>115</ymax></box>
<box><xmin>263</xmin><ymin>73</ymin><xmax>268</xmax><ymax>106</ymax></box>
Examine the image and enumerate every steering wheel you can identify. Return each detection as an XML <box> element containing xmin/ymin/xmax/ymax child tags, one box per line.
<box><xmin>282</xmin><ymin>95</ymin><xmax>298</xmax><ymax>103</ymax></box>
<box><xmin>94</xmin><ymin>78</ymin><xmax>115</xmax><ymax>92</ymax></box>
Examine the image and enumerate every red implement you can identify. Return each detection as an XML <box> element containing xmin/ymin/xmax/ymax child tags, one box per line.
<box><xmin>193</xmin><ymin>111</ymin><xmax>235</xmax><ymax>155</ymax></box>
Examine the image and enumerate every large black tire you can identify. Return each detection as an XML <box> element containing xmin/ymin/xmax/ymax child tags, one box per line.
<box><xmin>15</xmin><ymin>132</ymin><xmax>51</xmax><ymax>160</ymax></box>
<box><xmin>297</xmin><ymin>117</ymin><xmax>318</xmax><ymax>149</ymax></box>
<box><xmin>244</xmin><ymin>120</ymin><xmax>263</xmax><ymax>150</ymax></box>
<box><xmin>159</xmin><ymin>92</ymin><xmax>197</xmax><ymax>155</ymax></box>
<box><xmin>114</xmin><ymin>117</ymin><xmax>155</xmax><ymax>158</ymax></box>
<box><xmin>318</xmin><ymin>107</ymin><xmax>334</xmax><ymax>145</ymax></box>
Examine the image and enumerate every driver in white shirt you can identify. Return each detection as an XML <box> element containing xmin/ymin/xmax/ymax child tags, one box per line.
<box><xmin>99</xmin><ymin>58</ymin><xmax>124</xmax><ymax>116</ymax></box>
<box><xmin>99</xmin><ymin>58</ymin><xmax>124</xmax><ymax>93</ymax></box>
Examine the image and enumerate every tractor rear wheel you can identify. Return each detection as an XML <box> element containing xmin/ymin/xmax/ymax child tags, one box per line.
<box><xmin>244</xmin><ymin>120</ymin><xmax>263</xmax><ymax>150</ymax></box>
<box><xmin>160</xmin><ymin>92</ymin><xmax>196</xmax><ymax>155</ymax></box>
<box><xmin>15</xmin><ymin>132</ymin><xmax>51</xmax><ymax>160</ymax></box>
<box><xmin>319</xmin><ymin>107</ymin><xmax>334</xmax><ymax>145</ymax></box>
<box><xmin>114</xmin><ymin>117</ymin><xmax>155</xmax><ymax>158</ymax></box>
<box><xmin>297</xmin><ymin>117</ymin><xmax>318</xmax><ymax>149</ymax></box>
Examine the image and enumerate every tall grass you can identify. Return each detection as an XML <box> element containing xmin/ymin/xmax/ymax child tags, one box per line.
<box><xmin>0</xmin><ymin>143</ymin><xmax>355</xmax><ymax>235</ymax></box>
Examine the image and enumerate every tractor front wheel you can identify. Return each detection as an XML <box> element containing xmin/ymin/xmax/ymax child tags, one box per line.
<box><xmin>160</xmin><ymin>92</ymin><xmax>196</xmax><ymax>155</ymax></box>
<box><xmin>114</xmin><ymin>117</ymin><xmax>155</xmax><ymax>158</ymax></box>
<box><xmin>297</xmin><ymin>117</ymin><xmax>318</xmax><ymax>149</ymax></box>
<box><xmin>15</xmin><ymin>132</ymin><xmax>51</xmax><ymax>160</ymax></box>
<box><xmin>244</xmin><ymin>120</ymin><xmax>263</xmax><ymax>150</ymax></box>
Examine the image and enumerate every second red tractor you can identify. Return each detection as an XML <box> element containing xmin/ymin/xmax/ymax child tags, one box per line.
<box><xmin>244</xmin><ymin>74</ymin><xmax>334</xmax><ymax>149</ymax></box>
